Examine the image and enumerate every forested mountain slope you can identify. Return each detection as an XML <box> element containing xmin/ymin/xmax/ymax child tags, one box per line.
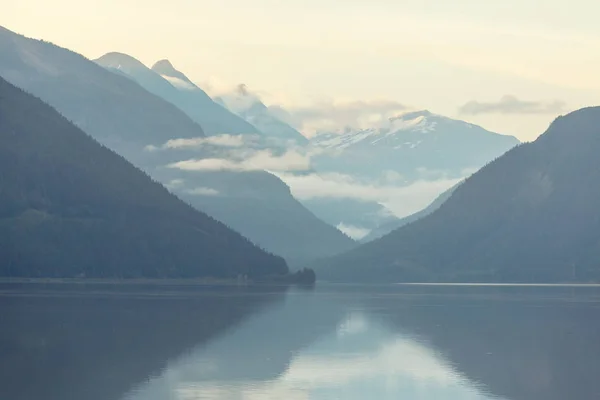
<box><xmin>0</xmin><ymin>77</ymin><xmax>287</xmax><ymax>279</ymax></box>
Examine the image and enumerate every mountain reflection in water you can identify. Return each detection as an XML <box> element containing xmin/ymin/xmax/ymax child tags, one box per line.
<box><xmin>1</xmin><ymin>283</ymin><xmax>600</xmax><ymax>400</ymax></box>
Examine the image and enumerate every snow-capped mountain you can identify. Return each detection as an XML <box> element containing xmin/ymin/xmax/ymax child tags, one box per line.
<box><xmin>215</xmin><ymin>85</ymin><xmax>308</xmax><ymax>146</ymax></box>
<box><xmin>309</xmin><ymin>110</ymin><xmax>520</xmax><ymax>181</ymax></box>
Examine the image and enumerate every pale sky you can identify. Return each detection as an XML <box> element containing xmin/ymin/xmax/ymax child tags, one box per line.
<box><xmin>4</xmin><ymin>0</ymin><xmax>600</xmax><ymax>141</ymax></box>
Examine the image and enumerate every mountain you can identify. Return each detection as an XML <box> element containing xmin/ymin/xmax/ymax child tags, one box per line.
<box><xmin>0</xmin><ymin>28</ymin><xmax>206</xmax><ymax>161</ymax></box>
<box><xmin>215</xmin><ymin>85</ymin><xmax>308</xmax><ymax>145</ymax></box>
<box><xmin>316</xmin><ymin>107</ymin><xmax>600</xmax><ymax>283</ymax></box>
<box><xmin>295</xmin><ymin>110</ymin><xmax>517</xmax><ymax>238</ymax></box>
<box><xmin>360</xmin><ymin>182</ymin><xmax>461</xmax><ymax>242</ymax></box>
<box><xmin>0</xmin><ymin>76</ymin><xmax>288</xmax><ymax>279</ymax></box>
<box><xmin>95</xmin><ymin>53</ymin><xmax>355</xmax><ymax>263</ymax></box>
<box><xmin>153</xmin><ymin>168</ymin><xmax>356</xmax><ymax>266</ymax></box>
<box><xmin>95</xmin><ymin>53</ymin><xmax>260</xmax><ymax>136</ymax></box>
<box><xmin>0</xmin><ymin>27</ymin><xmax>354</xmax><ymax>265</ymax></box>
<box><xmin>310</xmin><ymin>110</ymin><xmax>519</xmax><ymax>181</ymax></box>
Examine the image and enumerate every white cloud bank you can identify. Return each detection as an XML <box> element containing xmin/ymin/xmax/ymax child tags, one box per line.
<box><xmin>269</xmin><ymin>99</ymin><xmax>408</xmax><ymax>136</ymax></box>
<box><xmin>145</xmin><ymin>134</ymin><xmax>258</xmax><ymax>152</ymax></box>
<box><xmin>168</xmin><ymin>149</ymin><xmax>312</xmax><ymax>173</ymax></box>
<box><xmin>276</xmin><ymin>172</ymin><xmax>462</xmax><ymax>218</ymax></box>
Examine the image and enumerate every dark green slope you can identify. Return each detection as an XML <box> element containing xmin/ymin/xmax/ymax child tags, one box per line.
<box><xmin>318</xmin><ymin>107</ymin><xmax>600</xmax><ymax>283</ymax></box>
<box><xmin>0</xmin><ymin>77</ymin><xmax>288</xmax><ymax>279</ymax></box>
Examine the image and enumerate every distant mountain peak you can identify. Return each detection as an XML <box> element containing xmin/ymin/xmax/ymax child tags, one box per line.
<box><xmin>95</xmin><ymin>52</ymin><xmax>147</xmax><ymax>70</ymax></box>
<box><xmin>151</xmin><ymin>59</ymin><xmax>193</xmax><ymax>84</ymax></box>
<box><xmin>311</xmin><ymin>109</ymin><xmax>518</xmax><ymax>153</ymax></box>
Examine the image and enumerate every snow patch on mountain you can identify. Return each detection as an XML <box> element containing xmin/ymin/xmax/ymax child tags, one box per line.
<box><xmin>310</xmin><ymin>110</ymin><xmax>482</xmax><ymax>151</ymax></box>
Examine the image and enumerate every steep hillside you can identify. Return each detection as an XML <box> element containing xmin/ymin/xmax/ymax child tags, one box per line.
<box><xmin>152</xmin><ymin>169</ymin><xmax>357</xmax><ymax>266</ymax></box>
<box><xmin>0</xmin><ymin>77</ymin><xmax>287</xmax><ymax>279</ymax></box>
<box><xmin>317</xmin><ymin>107</ymin><xmax>600</xmax><ymax>283</ymax></box>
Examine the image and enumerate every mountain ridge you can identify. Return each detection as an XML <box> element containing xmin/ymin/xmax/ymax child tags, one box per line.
<box><xmin>0</xmin><ymin>26</ymin><xmax>355</xmax><ymax>266</ymax></box>
<box><xmin>94</xmin><ymin>52</ymin><xmax>261</xmax><ymax>136</ymax></box>
<box><xmin>316</xmin><ymin>107</ymin><xmax>600</xmax><ymax>283</ymax></box>
<box><xmin>0</xmin><ymin>75</ymin><xmax>288</xmax><ymax>279</ymax></box>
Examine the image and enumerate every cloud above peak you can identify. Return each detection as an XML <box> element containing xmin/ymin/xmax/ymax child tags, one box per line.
<box><xmin>275</xmin><ymin>172</ymin><xmax>461</xmax><ymax>218</ymax></box>
<box><xmin>458</xmin><ymin>95</ymin><xmax>566</xmax><ymax>115</ymax></box>
<box><xmin>268</xmin><ymin>99</ymin><xmax>408</xmax><ymax>136</ymax></box>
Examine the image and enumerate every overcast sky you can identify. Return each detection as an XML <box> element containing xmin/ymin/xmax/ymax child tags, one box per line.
<box><xmin>4</xmin><ymin>0</ymin><xmax>600</xmax><ymax>141</ymax></box>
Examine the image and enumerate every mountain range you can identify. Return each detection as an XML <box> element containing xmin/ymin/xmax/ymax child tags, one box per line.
<box><xmin>0</xmin><ymin>76</ymin><xmax>287</xmax><ymax>279</ymax></box>
<box><xmin>309</xmin><ymin>110</ymin><xmax>519</xmax><ymax>181</ymax></box>
<box><xmin>211</xmin><ymin>89</ymin><xmax>519</xmax><ymax>238</ymax></box>
<box><xmin>316</xmin><ymin>107</ymin><xmax>600</xmax><ymax>283</ymax></box>
<box><xmin>4</xmin><ymin>25</ymin><xmax>594</xmax><ymax>284</ymax></box>
<box><xmin>292</xmin><ymin>111</ymin><xmax>518</xmax><ymax>237</ymax></box>
<box><xmin>95</xmin><ymin>53</ymin><xmax>260</xmax><ymax>137</ymax></box>
<box><xmin>0</xmin><ymin>26</ymin><xmax>355</xmax><ymax>266</ymax></box>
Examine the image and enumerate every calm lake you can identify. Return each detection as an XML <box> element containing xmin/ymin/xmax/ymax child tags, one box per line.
<box><xmin>1</xmin><ymin>282</ymin><xmax>600</xmax><ymax>400</ymax></box>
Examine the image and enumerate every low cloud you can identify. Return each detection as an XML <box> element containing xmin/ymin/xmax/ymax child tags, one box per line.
<box><xmin>269</xmin><ymin>100</ymin><xmax>408</xmax><ymax>136</ymax></box>
<box><xmin>145</xmin><ymin>134</ymin><xmax>256</xmax><ymax>152</ymax></box>
<box><xmin>336</xmin><ymin>223</ymin><xmax>371</xmax><ymax>240</ymax></box>
<box><xmin>458</xmin><ymin>95</ymin><xmax>566</xmax><ymax>115</ymax></box>
<box><xmin>276</xmin><ymin>172</ymin><xmax>462</xmax><ymax>218</ymax></box>
<box><xmin>165</xmin><ymin>135</ymin><xmax>250</xmax><ymax>149</ymax></box>
<box><xmin>168</xmin><ymin>149</ymin><xmax>312</xmax><ymax>173</ymax></box>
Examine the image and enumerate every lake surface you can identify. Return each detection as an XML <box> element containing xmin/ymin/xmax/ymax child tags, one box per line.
<box><xmin>1</xmin><ymin>283</ymin><xmax>600</xmax><ymax>400</ymax></box>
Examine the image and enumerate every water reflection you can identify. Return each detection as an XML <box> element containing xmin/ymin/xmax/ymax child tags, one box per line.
<box><xmin>125</xmin><ymin>287</ymin><xmax>500</xmax><ymax>400</ymax></box>
<box><xmin>365</xmin><ymin>285</ymin><xmax>600</xmax><ymax>400</ymax></box>
<box><xmin>0</xmin><ymin>283</ymin><xmax>287</xmax><ymax>400</ymax></box>
<box><xmin>2</xmin><ymin>284</ymin><xmax>600</xmax><ymax>400</ymax></box>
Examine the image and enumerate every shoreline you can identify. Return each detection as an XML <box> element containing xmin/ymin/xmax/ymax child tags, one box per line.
<box><xmin>0</xmin><ymin>277</ymin><xmax>260</xmax><ymax>286</ymax></box>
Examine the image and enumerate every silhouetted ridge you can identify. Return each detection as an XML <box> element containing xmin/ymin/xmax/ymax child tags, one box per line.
<box><xmin>0</xmin><ymin>76</ymin><xmax>288</xmax><ymax>279</ymax></box>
